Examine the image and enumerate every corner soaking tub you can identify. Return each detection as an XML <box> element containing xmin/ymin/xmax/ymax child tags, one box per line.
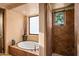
<box><xmin>9</xmin><ymin>41</ymin><xmax>39</xmax><ymax>56</ymax></box>
<box><xmin>17</xmin><ymin>41</ymin><xmax>39</xmax><ymax>50</ymax></box>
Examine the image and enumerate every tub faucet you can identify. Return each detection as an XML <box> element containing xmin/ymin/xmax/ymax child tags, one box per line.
<box><xmin>34</xmin><ymin>44</ymin><xmax>36</xmax><ymax>51</ymax></box>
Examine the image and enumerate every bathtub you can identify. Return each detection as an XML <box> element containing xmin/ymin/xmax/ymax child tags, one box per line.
<box><xmin>17</xmin><ymin>41</ymin><xmax>39</xmax><ymax>50</ymax></box>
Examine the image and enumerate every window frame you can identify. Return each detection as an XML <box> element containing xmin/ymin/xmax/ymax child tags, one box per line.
<box><xmin>29</xmin><ymin>15</ymin><xmax>39</xmax><ymax>35</ymax></box>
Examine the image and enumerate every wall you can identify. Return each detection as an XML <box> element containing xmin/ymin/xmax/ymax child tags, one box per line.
<box><xmin>27</xmin><ymin>35</ymin><xmax>38</xmax><ymax>42</ymax></box>
<box><xmin>45</xmin><ymin>4</ymin><xmax>53</xmax><ymax>55</ymax></box>
<box><xmin>5</xmin><ymin>10</ymin><xmax>24</xmax><ymax>53</ymax></box>
<box><xmin>39</xmin><ymin>4</ymin><xmax>47</xmax><ymax>56</ymax></box>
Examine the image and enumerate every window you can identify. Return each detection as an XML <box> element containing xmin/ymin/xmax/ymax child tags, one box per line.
<box><xmin>54</xmin><ymin>11</ymin><xmax>64</xmax><ymax>26</ymax></box>
<box><xmin>29</xmin><ymin>16</ymin><xmax>39</xmax><ymax>34</ymax></box>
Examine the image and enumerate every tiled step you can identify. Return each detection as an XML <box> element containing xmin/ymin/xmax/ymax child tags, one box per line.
<box><xmin>0</xmin><ymin>53</ymin><xmax>11</xmax><ymax>56</ymax></box>
<box><xmin>52</xmin><ymin>53</ymin><xmax>62</xmax><ymax>56</ymax></box>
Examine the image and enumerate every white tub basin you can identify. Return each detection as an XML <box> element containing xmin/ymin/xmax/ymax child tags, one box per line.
<box><xmin>17</xmin><ymin>41</ymin><xmax>39</xmax><ymax>50</ymax></box>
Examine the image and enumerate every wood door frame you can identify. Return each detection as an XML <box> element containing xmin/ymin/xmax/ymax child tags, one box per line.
<box><xmin>3</xmin><ymin>9</ymin><xmax>5</xmax><ymax>53</ymax></box>
<box><xmin>0</xmin><ymin>8</ymin><xmax>5</xmax><ymax>53</ymax></box>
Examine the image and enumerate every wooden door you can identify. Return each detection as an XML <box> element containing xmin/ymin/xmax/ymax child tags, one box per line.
<box><xmin>52</xmin><ymin>8</ymin><xmax>75</xmax><ymax>55</ymax></box>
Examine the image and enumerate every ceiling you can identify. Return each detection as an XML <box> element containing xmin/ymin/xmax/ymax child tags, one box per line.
<box><xmin>11</xmin><ymin>3</ymin><xmax>39</xmax><ymax>16</ymax></box>
<box><xmin>50</xmin><ymin>3</ymin><xmax>71</xmax><ymax>10</ymax></box>
<box><xmin>0</xmin><ymin>3</ymin><xmax>39</xmax><ymax>16</ymax></box>
<box><xmin>0</xmin><ymin>3</ymin><xmax>25</xmax><ymax>9</ymax></box>
<box><xmin>0</xmin><ymin>3</ymin><xmax>71</xmax><ymax>16</ymax></box>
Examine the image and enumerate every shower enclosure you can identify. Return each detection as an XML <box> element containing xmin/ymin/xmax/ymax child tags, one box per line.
<box><xmin>0</xmin><ymin>9</ymin><xmax>4</xmax><ymax>53</ymax></box>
